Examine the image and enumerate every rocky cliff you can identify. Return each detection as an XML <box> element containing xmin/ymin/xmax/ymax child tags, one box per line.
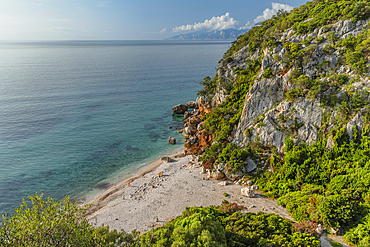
<box><xmin>185</xmin><ymin>17</ymin><xmax>370</xmax><ymax>155</ymax></box>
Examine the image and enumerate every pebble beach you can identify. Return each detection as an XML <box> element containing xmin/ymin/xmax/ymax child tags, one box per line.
<box><xmin>86</xmin><ymin>150</ymin><xmax>292</xmax><ymax>233</ymax></box>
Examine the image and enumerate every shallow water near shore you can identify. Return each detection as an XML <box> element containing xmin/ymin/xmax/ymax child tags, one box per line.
<box><xmin>0</xmin><ymin>40</ymin><xmax>230</xmax><ymax>214</ymax></box>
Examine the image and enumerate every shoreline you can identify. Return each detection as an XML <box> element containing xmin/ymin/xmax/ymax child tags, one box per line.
<box><xmin>85</xmin><ymin>147</ymin><xmax>186</xmax><ymax>216</ymax></box>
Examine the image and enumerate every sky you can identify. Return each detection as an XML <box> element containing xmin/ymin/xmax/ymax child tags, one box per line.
<box><xmin>0</xmin><ymin>0</ymin><xmax>309</xmax><ymax>40</ymax></box>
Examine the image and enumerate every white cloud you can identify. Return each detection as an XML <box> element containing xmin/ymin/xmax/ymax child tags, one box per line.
<box><xmin>49</xmin><ymin>27</ymin><xmax>82</xmax><ymax>32</ymax></box>
<box><xmin>238</xmin><ymin>21</ymin><xmax>253</xmax><ymax>30</ymax></box>
<box><xmin>160</xmin><ymin>28</ymin><xmax>167</xmax><ymax>33</ymax></box>
<box><xmin>254</xmin><ymin>2</ymin><xmax>293</xmax><ymax>23</ymax></box>
<box><xmin>172</xmin><ymin>12</ymin><xmax>238</xmax><ymax>32</ymax></box>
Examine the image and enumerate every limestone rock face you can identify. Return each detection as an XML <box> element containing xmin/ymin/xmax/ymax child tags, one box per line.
<box><xmin>210</xmin><ymin>18</ymin><xmax>370</xmax><ymax>152</ymax></box>
<box><xmin>196</xmin><ymin>96</ymin><xmax>213</xmax><ymax>114</ymax></box>
<box><xmin>347</xmin><ymin>109</ymin><xmax>365</xmax><ymax>140</ymax></box>
<box><xmin>178</xmin><ymin>17</ymin><xmax>370</xmax><ymax>166</ymax></box>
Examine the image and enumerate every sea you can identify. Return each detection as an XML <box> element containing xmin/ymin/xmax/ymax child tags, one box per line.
<box><xmin>0</xmin><ymin>40</ymin><xmax>230</xmax><ymax>214</ymax></box>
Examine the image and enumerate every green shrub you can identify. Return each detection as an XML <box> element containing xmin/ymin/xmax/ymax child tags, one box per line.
<box><xmin>286</xmin><ymin>88</ymin><xmax>303</xmax><ymax>102</ymax></box>
<box><xmin>217</xmin><ymin>143</ymin><xmax>250</xmax><ymax>173</ymax></box>
<box><xmin>135</xmin><ymin>207</ymin><xmax>227</xmax><ymax>247</ymax></box>
<box><xmin>344</xmin><ymin>215</ymin><xmax>370</xmax><ymax>246</ymax></box>
<box><xmin>316</xmin><ymin>37</ymin><xmax>325</xmax><ymax>44</ymax></box>
<box><xmin>225</xmin><ymin>56</ymin><xmax>233</xmax><ymax>63</ymax></box>
<box><xmin>197</xmin><ymin>76</ymin><xmax>219</xmax><ymax>97</ymax></box>
<box><xmin>0</xmin><ymin>192</ymin><xmax>135</xmax><ymax>246</ymax></box>
<box><xmin>262</xmin><ymin>67</ymin><xmax>273</xmax><ymax>78</ymax></box>
<box><xmin>135</xmin><ymin>206</ymin><xmax>320</xmax><ymax>247</ymax></box>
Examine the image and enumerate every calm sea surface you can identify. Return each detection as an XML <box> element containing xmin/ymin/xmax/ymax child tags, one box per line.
<box><xmin>0</xmin><ymin>40</ymin><xmax>230</xmax><ymax>214</ymax></box>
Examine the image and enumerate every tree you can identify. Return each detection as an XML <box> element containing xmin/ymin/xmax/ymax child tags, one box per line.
<box><xmin>0</xmin><ymin>192</ymin><xmax>135</xmax><ymax>246</ymax></box>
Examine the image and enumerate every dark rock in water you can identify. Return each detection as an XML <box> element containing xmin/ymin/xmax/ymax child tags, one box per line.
<box><xmin>172</xmin><ymin>104</ymin><xmax>188</xmax><ymax>114</ymax></box>
<box><xmin>149</xmin><ymin>133</ymin><xmax>160</xmax><ymax>139</ymax></box>
<box><xmin>168</xmin><ymin>136</ymin><xmax>176</xmax><ymax>144</ymax></box>
<box><xmin>144</xmin><ymin>124</ymin><xmax>155</xmax><ymax>130</ymax></box>
<box><xmin>150</xmin><ymin>117</ymin><xmax>164</xmax><ymax>122</ymax></box>
<box><xmin>161</xmin><ymin>156</ymin><xmax>172</xmax><ymax>163</ymax></box>
<box><xmin>184</xmin><ymin>101</ymin><xmax>198</xmax><ymax>109</ymax></box>
<box><xmin>125</xmin><ymin>145</ymin><xmax>140</xmax><ymax>151</ymax></box>
<box><xmin>96</xmin><ymin>182</ymin><xmax>112</xmax><ymax>190</ymax></box>
<box><xmin>109</xmin><ymin>141</ymin><xmax>123</xmax><ymax>149</ymax></box>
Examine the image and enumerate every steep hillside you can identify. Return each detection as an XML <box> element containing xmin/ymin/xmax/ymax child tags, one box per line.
<box><xmin>182</xmin><ymin>1</ymin><xmax>370</xmax><ymax>245</ymax></box>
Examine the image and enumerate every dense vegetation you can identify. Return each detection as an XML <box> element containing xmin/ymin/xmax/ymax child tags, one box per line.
<box><xmin>225</xmin><ymin>0</ymin><xmax>370</xmax><ymax>57</ymax></box>
<box><xmin>1</xmin><ymin>197</ymin><xmax>320</xmax><ymax>246</ymax></box>
<box><xmin>133</xmin><ymin>202</ymin><xmax>320</xmax><ymax>247</ymax></box>
<box><xmin>196</xmin><ymin>1</ymin><xmax>370</xmax><ymax>246</ymax></box>
<box><xmin>0</xmin><ymin>193</ymin><xmax>138</xmax><ymax>246</ymax></box>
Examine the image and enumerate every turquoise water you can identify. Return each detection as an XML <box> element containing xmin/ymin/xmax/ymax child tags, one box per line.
<box><xmin>0</xmin><ymin>40</ymin><xmax>230</xmax><ymax>213</ymax></box>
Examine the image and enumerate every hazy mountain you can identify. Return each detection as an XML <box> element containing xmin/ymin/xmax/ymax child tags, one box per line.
<box><xmin>165</xmin><ymin>29</ymin><xmax>248</xmax><ymax>41</ymax></box>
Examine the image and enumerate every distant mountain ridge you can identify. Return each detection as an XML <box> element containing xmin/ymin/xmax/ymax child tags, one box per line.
<box><xmin>165</xmin><ymin>29</ymin><xmax>247</xmax><ymax>41</ymax></box>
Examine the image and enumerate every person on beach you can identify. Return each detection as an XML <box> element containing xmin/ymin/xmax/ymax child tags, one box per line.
<box><xmin>128</xmin><ymin>181</ymin><xmax>131</xmax><ymax>187</ymax></box>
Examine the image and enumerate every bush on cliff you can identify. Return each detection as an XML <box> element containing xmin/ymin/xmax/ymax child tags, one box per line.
<box><xmin>0</xmin><ymin>192</ymin><xmax>137</xmax><ymax>246</ymax></box>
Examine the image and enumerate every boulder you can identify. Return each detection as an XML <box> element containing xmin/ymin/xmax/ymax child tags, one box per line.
<box><xmin>172</xmin><ymin>104</ymin><xmax>188</xmax><ymax>114</ymax></box>
<box><xmin>168</xmin><ymin>137</ymin><xmax>176</xmax><ymax>145</ymax></box>
<box><xmin>183</xmin><ymin>126</ymin><xmax>196</xmax><ymax>136</ymax></box>
<box><xmin>246</xmin><ymin>158</ymin><xmax>257</xmax><ymax>172</ymax></box>
<box><xmin>218</xmin><ymin>181</ymin><xmax>228</xmax><ymax>186</ymax></box>
<box><xmin>316</xmin><ymin>224</ymin><xmax>323</xmax><ymax>235</ymax></box>
<box><xmin>161</xmin><ymin>156</ymin><xmax>172</xmax><ymax>163</ymax></box>
<box><xmin>207</xmin><ymin>169</ymin><xmax>225</xmax><ymax>180</ymax></box>
<box><xmin>241</xmin><ymin>187</ymin><xmax>255</xmax><ymax>197</ymax></box>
